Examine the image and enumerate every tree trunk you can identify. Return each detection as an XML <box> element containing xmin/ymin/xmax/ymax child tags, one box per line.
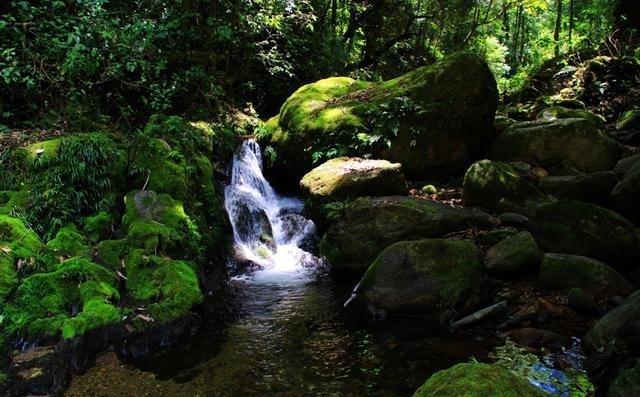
<box><xmin>554</xmin><ymin>0</ymin><xmax>563</xmax><ymax>57</ymax></box>
<box><xmin>569</xmin><ymin>0</ymin><xmax>574</xmax><ymax>46</ymax></box>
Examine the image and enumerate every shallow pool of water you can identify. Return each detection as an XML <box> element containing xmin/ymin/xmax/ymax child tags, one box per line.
<box><xmin>65</xmin><ymin>268</ymin><xmax>496</xmax><ymax>397</ymax></box>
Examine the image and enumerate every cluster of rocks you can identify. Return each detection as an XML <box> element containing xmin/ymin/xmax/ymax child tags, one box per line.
<box><xmin>277</xmin><ymin>52</ymin><xmax>640</xmax><ymax>396</ymax></box>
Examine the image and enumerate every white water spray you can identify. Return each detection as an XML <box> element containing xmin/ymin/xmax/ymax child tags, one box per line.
<box><xmin>224</xmin><ymin>140</ymin><xmax>320</xmax><ymax>283</ymax></box>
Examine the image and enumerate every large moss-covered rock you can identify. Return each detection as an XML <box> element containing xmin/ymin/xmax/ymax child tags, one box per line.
<box><xmin>300</xmin><ymin>157</ymin><xmax>407</xmax><ymax>205</ymax></box>
<box><xmin>320</xmin><ymin>196</ymin><xmax>495</xmax><ymax>275</ymax></box>
<box><xmin>263</xmin><ymin>52</ymin><xmax>498</xmax><ymax>179</ymax></box>
<box><xmin>413</xmin><ymin>362</ymin><xmax>545</xmax><ymax>397</ymax></box>
<box><xmin>462</xmin><ymin>160</ymin><xmax>548</xmax><ymax>216</ymax></box>
<box><xmin>538</xmin><ymin>171</ymin><xmax>619</xmax><ymax>205</ymax></box>
<box><xmin>530</xmin><ymin>200</ymin><xmax>640</xmax><ymax>268</ymax></box>
<box><xmin>485</xmin><ymin>232</ymin><xmax>542</xmax><ymax>275</ymax></box>
<box><xmin>608</xmin><ymin>359</ymin><xmax>640</xmax><ymax>397</ymax></box>
<box><xmin>0</xmin><ymin>253</ymin><xmax>16</xmax><ymax>305</ymax></box>
<box><xmin>123</xmin><ymin>190</ymin><xmax>200</xmax><ymax>259</ymax></box>
<box><xmin>538</xmin><ymin>254</ymin><xmax>633</xmax><ymax>297</ymax></box>
<box><xmin>2</xmin><ymin>257</ymin><xmax>121</xmax><ymax>339</ymax></box>
<box><xmin>301</xmin><ymin>157</ymin><xmax>407</xmax><ymax>226</ymax></box>
<box><xmin>611</xmin><ymin>161</ymin><xmax>640</xmax><ymax>220</ymax></box>
<box><xmin>538</xmin><ymin>106</ymin><xmax>605</xmax><ymax>128</ymax></box>
<box><xmin>492</xmin><ymin>119</ymin><xmax>621</xmax><ymax>173</ymax></box>
<box><xmin>123</xmin><ymin>250</ymin><xmax>203</xmax><ymax>325</ymax></box>
<box><xmin>585</xmin><ymin>290</ymin><xmax>640</xmax><ymax>354</ymax></box>
<box><xmin>44</xmin><ymin>224</ymin><xmax>90</xmax><ymax>260</ymax></box>
<box><xmin>613</xmin><ymin>153</ymin><xmax>640</xmax><ymax>176</ymax></box>
<box><xmin>353</xmin><ymin>239</ymin><xmax>484</xmax><ymax>317</ymax></box>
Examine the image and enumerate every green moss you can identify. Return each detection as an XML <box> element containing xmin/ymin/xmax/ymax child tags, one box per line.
<box><xmin>413</xmin><ymin>362</ymin><xmax>545</xmax><ymax>397</ymax></box>
<box><xmin>538</xmin><ymin>106</ymin><xmax>606</xmax><ymax>128</ymax></box>
<box><xmin>82</xmin><ymin>211</ymin><xmax>113</xmax><ymax>242</ymax></box>
<box><xmin>45</xmin><ymin>224</ymin><xmax>90</xmax><ymax>259</ymax></box>
<box><xmin>123</xmin><ymin>190</ymin><xmax>200</xmax><ymax>258</ymax></box>
<box><xmin>96</xmin><ymin>239</ymin><xmax>129</xmax><ymax>269</ymax></box>
<box><xmin>124</xmin><ymin>250</ymin><xmax>202</xmax><ymax>325</ymax></box>
<box><xmin>0</xmin><ymin>190</ymin><xmax>28</xmax><ymax>215</ymax></box>
<box><xmin>20</xmin><ymin>139</ymin><xmax>61</xmax><ymax>165</ymax></box>
<box><xmin>0</xmin><ymin>253</ymin><xmax>17</xmax><ymax>304</ymax></box>
<box><xmin>2</xmin><ymin>257</ymin><xmax>120</xmax><ymax>339</ymax></box>
<box><xmin>462</xmin><ymin>160</ymin><xmax>547</xmax><ymax>216</ymax></box>
<box><xmin>0</xmin><ymin>214</ymin><xmax>42</xmax><ymax>260</ymax></box>
<box><xmin>263</xmin><ymin>52</ymin><xmax>498</xmax><ymax>178</ymax></box>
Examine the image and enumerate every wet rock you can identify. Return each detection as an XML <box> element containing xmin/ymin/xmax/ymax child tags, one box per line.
<box><xmin>538</xmin><ymin>254</ymin><xmax>633</xmax><ymax>298</ymax></box>
<box><xmin>476</xmin><ymin>227</ymin><xmax>519</xmax><ymax>247</ymax></box>
<box><xmin>507</xmin><ymin>327</ymin><xmax>569</xmax><ymax>350</ymax></box>
<box><xmin>585</xmin><ymin>290</ymin><xmax>640</xmax><ymax>354</ymax></box>
<box><xmin>412</xmin><ymin>362</ymin><xmax>545</xmax><ymax>397</ymax></box>
<box><xmin>262</xmin><ymin>52</ymin><xmax>498</xmax><ymax>180</ymax></box>
<box><xmin>530</xmin><ymin>200</ymin><xmax>640</xmax><ymax>268</ymax></box>
<box><xmin>613</xmin><ymin>153</ymin><xmax>640</xmax><ymax>176</ymax></box>
<box><xmin>498</xmin><ymin>213</ymin><xmax>529</xmax><ymax>227</ymax></box>
<box><xmin>611</xmin><ymin>161</ymin><xmax>640</xmax><ymax>220</ymax></box>
<box><xmin>608</xmin><ymin>359</ymin><xmax>640</xmax><ymax>397</ymax></box>
<box><xmin>538</xmin><ymin>171</ymin><xmax>618</xmax><ymax>205</ymax></box>
<box><xmin>8</xmin><ymin>346</ymin><xmax>69</xmax><ymax>396</ymax></box>
<box><xmin>353</xmin><ymin>239</ymin><xmax>485</xmax><ymax>319</ymax></box>
<box><xmin>300</xmin><ymin>157</ymin><xmax>407</xmax><ymax>223</ymax></box>
<box><xmin>495</xmin><ymin>115</ymin><xmax>518</xmax><ymax>134</ymax></box>
<box><xmin>485</xmin><ymin>232</ymin><xmax>542</xmax><ymax>276</ymax></box>
<box><xmin>566</xmin><ymin>287</ymin><xmax>599</xmax><ymax>313</ymax></box>
<box><xmin>320</xmin><ymin>196</ymin><xmax>496</xmax><ymax>275</ymax></box>
<box><xmin>462</xmin><ymin>160</ymin><xmax>549</xmax><ymax>216</ymax></box>
<box><xmin>492</xmin><ymin>119</ymin><xmax>621</xmax><ymax>173</ymax></box>
<box><xmin>538</xmin><ymin>106</ymin><xmax>606</xmax><ymax>128</ymax></box>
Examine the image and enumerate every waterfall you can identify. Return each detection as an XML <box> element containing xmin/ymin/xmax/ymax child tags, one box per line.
<box><xmin>224</xmin><ymin>139</ymin><xmax>320</xmax><ymax>282</ymax></box>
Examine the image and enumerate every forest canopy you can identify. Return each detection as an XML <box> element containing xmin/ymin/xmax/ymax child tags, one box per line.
<box><xmin>0</xmin><ymin>0</ymin><xmax>637</xmax><ymax>129</ymax></box>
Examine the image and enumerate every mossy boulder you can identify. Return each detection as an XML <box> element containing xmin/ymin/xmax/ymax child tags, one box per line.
<box><xmin>82</xmin><ymin>211</ymin><xmax>114</xmax><ymax>242</ymax></box>
<box><xmin>462</xmin><ymin>160</ymin><xmax>548</xmax><ymax>216</ymax></box>
<box><xmin>412</xmin><ymin>362</ymin><xmax>545</xmax><ymax>397</ymax></box>
<box><xmin>123</xmin><ymin>190</ymin><xmax>200</xmax><ymax>259</ymax></box>
<box><xmin>320</xmin><ymin>196</ymin><xmax>495</xmax><ymax>275</ymax></box>
<box><xmin>95</xmin><ymin>239</ymin><xmax>129</xmax><ymax>269</ymax></box>
<box><xmin>616</xmin><ymin>110</ymin><xmax>640</xmax><ymax>130</ymax></box>
<box><xmin>613</xmin><ymin>153</ymin><xmax>640</xmax><ymax>176</ymax></box>
<box><xmin>538</xmin><ymin>171</ymin><xmax>619</xmax><ymax>205</ymax></box>
<box><xmin>0</xmin><ymin>215</ymin><xmax>42</xmax><ymax>260</ymax></box>
<box><xmin>585</xmin><ymin>290</ymin><xmax>640</xmax><ymax>354</ymax></box>
<box><xmin>530</xmin><ymin>200</ymin><xmax>640</xmax><ymax>268</ymax></box>
<box><xmin>608</xmin><ymin>359</ymin><xmax>640</xmax><ymax>397</ymax></box>
<box><xmin>611</xmin><ymin>161</ymin><xmax>640</xmax><ymax>220</ymax></box>
<box><xmin>300</xmin><ymin>157</ymin><xmax>407</xmax><ymax>218</ymax></box>
<box><xmin>0</xmin><ymin>190</ymin><xmax>27</xmax><ymax>215</ymax></box>
<box><xmin>124</xmin><ymin>250</ymin><xmax>203</xmax><ymax>325</ymax></box>
<box><xmin>263</xmin><ymin>52</ymin><xmax>498</xmax><ymax>180</ymax></box>
<box><xmin>492</xmin><ymin>119</ymin><xmax>621</xmax><ymax>173</ymax></box>
<box><xmin>44</xmin><ymin>224</ymin><xmax>90</xmax><ymax>260</ymax></box>
<box><xmin>485</xmin><ymin>232</ymin><xmax>542</xmax><ymax>276</ymax></box>
<box><xmin>538</xmin><ymin>254</ymin><xmax>633</xmax><ymax>297</ymax></box>
<box><xmin>538</xmin><ymin>106</ymin><xmax>606</xmax><ymax>128</ymax></box>
<box><xmin>353</xmin><ymin>239</ymin><xmax>484</xmax><ymax>318</ymax></box>
<box><xmin>2</xmin><ymin>257</ymin><xmax>121</xmax><ymax>339</ymax></box>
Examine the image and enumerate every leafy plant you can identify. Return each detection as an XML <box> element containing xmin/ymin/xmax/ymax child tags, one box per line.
<box><xmin>321</xmin><ymin>199</ymin><xmax>355</xmax><ymax>221</ymax></box>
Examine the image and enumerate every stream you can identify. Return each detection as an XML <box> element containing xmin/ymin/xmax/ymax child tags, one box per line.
<box><xmin>64</xmin><ymin>140</ymin><xmax>495</xmax><ymax>396</ymax></box>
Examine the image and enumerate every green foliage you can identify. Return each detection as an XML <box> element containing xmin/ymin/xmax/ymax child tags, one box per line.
<box><xmin>321</xmin><ymin>200</ymin><xmax>355</xmax><ymax>221</ymax></box>
<box><xmin>25</xmin><ymin>133</ymin><xmax>121</xmax><ymax>239</ymax></box>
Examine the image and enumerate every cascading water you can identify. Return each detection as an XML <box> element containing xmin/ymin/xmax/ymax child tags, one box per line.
<box><xmin>224</xmin><ymin>139</ymin><xmax>320</xmax><ymax>282</ymax></box>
